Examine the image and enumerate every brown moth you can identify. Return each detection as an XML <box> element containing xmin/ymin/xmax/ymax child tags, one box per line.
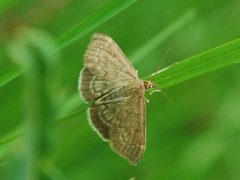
<box><xmin>79</xmin><ymin>33</ymin><xmax>155</xmax><ymax>165</ymax></box>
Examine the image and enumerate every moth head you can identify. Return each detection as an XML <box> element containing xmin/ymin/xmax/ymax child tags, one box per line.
<box><xmin>143</xmin><ymin>80</ymin><xmax>156</xmax><ymax>91</ymax></box>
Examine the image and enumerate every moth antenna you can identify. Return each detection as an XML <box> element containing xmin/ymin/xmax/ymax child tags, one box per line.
<box><xmin>159</xmin><ymin>89</ymin><xmax>174</xmax><ymax>104</ymax></box>
<box><xmin>150</xmin><ymin>37</ymin><xmax>174</xmax><ymax>83</ymax></box>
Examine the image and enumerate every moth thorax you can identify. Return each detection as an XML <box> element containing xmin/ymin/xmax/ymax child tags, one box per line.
<box><xmin>143</xmin><ymin>80</ymin><xmax>155</xmax><ymax>90</ymax></box>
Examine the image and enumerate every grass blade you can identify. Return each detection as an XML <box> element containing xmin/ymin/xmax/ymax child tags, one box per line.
<box><xmin>145</xmin><ymin>38</ymin><xmax>240</xmax><ymax>89</ymax></box>
<box><xmin>0</xmin><ymin>68</ymin><xmax>23</xmax><ymax>88</ymax></box>
<box><xmin>55</xmin><ymin>0</ymin><xmax>137</xmax><ymax>50</ymax></box>
<box><xmin>0</xmin><ymin>131</ymin><xmax>22</xmax><ymax>146</ymax></box>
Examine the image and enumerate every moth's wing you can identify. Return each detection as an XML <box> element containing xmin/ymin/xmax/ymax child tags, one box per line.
<box><xmin>87</xmin><ymin>83</ymin><xmax>139</xmax><ymax>140</ymax></box>
<box><xmin>88</xmin><ymin>98</ymin><xmax>125</xmax><ymax>140</ymax></box>
<box><xmin>80</xmin><ymin>33</ymin><xmax>138</xmax><ymax>101</ymax></box>
<box><xmin>80</xmin><ymin>68</ymin><xmax>131</xmax><ymax>101</ymax></box>
<box><xmin>80</xmin><ymin>68</ymin><xmax>116</xmax><ymax>101</ymax></box>
<box><xmin>109</xmin><ymin>90</ymin><xmax>146</xmax><ymax>165</ymax></box>
<box><xmin>80</xmin><ymin>67</ymin><xmax>140</xmax><ymax>141</ymax></box>
<box><xmin>84</xmin><ymin>33</ymin><xmax>138</xmax><ymax>81</ymax></box>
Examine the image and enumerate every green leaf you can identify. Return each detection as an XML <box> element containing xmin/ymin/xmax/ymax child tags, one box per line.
<box><xmin>145</xmin><ymin>38</ymin><xmax>240</xmax><ymax>89</ymax></box>
<box><xmin>0</xmin><ymin>69</ymin><xmax>23</xmax><ymax>88</ymax></box>
<box><xmin>55</xmin><ymin>0</ymin><xmax>137</xmax><ymax>51</ymax></box>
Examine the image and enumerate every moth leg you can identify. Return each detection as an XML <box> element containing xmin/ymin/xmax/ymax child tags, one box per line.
<box><xmin>144</xmin><ymin>97</ymin><xmax>149</xmax><ymax>103</ymax></box>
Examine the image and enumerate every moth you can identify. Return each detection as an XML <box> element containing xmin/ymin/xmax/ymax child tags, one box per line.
<box><xmin>79</xmin><ymin>33</ymin><xmax>155</xmax><ymax>165</ymax></box>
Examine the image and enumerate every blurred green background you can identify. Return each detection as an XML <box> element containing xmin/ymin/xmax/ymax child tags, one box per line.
<box><xmin>1</xmin><ymin>0</ymin><xmax>240</xmax><ymax>179</ymax></box>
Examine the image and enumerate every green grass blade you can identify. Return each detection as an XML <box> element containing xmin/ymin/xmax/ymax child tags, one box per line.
<box><xmin>0</xmin><ymin>128</ymin><xmax>22</xmax><ymax>162</ymax></box>
<box><xmin>131</xmin><ymin>8</ymin><xmax>197</xmax><ymax>64</ymax></box>
<box><xmin>0</xmin><ymin>131</ymin><xmax>22</xmax><ymax>146</ymax></box>
<box><xmin>145</xmin><ymin>38</ymin><xmax>240</xmax><ymax>89</ymax></box>
<box><xmin>55</xmin><ymin>0</ymin><xmax>137</xmax><ymax>51</ymax></box>
<box><xmin>53</xmin><ymin>93</ymin><xmax>85</xmax><ymax>120</ymax></box>
<box><xmin>0</xmin><ymin>68</ymin><xmax>23</xmax><ymax>88</ymax></box>
<box><xmin>53</xmin><ymin>108</ymin><xmax>86</xmax><ymax>124</ymax></box>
